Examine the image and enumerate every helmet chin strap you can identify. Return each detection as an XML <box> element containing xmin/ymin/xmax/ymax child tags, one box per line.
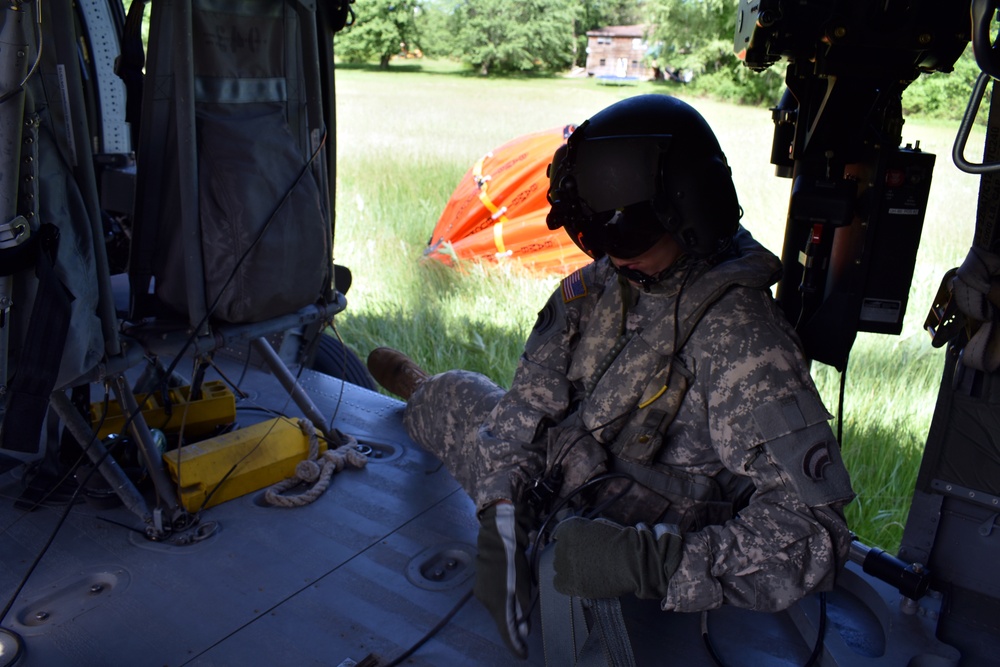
<box><xmin>612</xmin><ymin>263</ymin><xmax>671</xmax><ymax>291</ymax></box>
<box><xmin>612</xmin><ymin>251</ymin><xmax>701</xmax><ymax>291</ymax></box>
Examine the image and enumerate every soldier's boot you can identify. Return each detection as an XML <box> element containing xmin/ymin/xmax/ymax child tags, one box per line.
<box><xmin>366</xmin><ymin>347</ymin><xmax>430</xmax><ymax>400</ymax></box>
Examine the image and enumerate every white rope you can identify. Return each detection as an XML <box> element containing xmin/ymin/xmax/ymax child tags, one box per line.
<box><xmin>264</xmin><ymin>419</ymin><xmax>367</xmax><ymax>508</ymax></box>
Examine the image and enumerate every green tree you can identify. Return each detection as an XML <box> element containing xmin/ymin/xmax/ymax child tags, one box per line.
<box><xmin>452</xmin><ymin>0</ymin><xmax>578</xmax><ymax>76</ymax></box>
<box><xmin>414</xmin><ymin>0</ymin><xmax>455</xmax><ymax>58</ymax></box>
<box><xmin>645</xmin><ymin>0</ymin><xmax>733</xmax><ymax>76</ymax></box>
<box><xmin>903</xmin><ymin>45</ymin><xmax>982</xmax><ymax>121</ymax></box>
<box><xmin>335</xmin><ymin>0</ymin><xmax>419</xmax><ymax>69</ymax></box>
<box><xmin>645</xmin><ymin>0</ymin><xmax>784</xmax><ymax>104</ymax></box>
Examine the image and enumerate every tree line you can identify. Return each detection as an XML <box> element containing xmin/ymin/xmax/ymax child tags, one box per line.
<box><xmin>335</xmin><ymin>0</ymin><xmax>736</xmax><ymax>80</ymax></box>
<box><xmin>334</xmin><ymin>0</ymin><xmax>980</xmax><ymax>119</ymax></box>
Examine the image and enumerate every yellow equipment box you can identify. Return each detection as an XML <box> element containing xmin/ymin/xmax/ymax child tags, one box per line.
<box><xmin>162</xmin><ymin>417</ymin><xmax>324</xmax><ymax>512</ymax></box>
<box><xmin>91</xmin><ymin>381</ymin><xmax>236</xmax><ymax>440</ymax></box>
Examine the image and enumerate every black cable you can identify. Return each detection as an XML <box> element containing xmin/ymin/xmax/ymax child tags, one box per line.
<box><xmin>137</xmin><ymin>131</ymin><xmax>332</xmax><ymax>517</ymax></box>
<box><xmin>533</xmin><ymin>473</ymin><xmax>636</xmax><ymax>549</ymax></box>
<box><xmin>0</xmin><ymin>402</ymin><xmax>116</xmax><ymax>625</ymax></box>
<box><xmin>548</xmin><ymin>261</ymin><xmax>692</xmax><ymax>486</ymax></box>
<box><xmin>192</xmin><ymin>322</ymin><xmax>349</xmax><ymax>515</ymax></box>
<box><xmin>520</xmin><ymin>471</ymin><xmax>637</xmax><ymax>628</ymax></box>
<box><xmin>234</xmin><ymin>339</ymin><xmax>254</xmax><ymax>392</ymax></box>
<box><xmin>380</xmin><ymin>589</ymin><xmax>474</xmax><ymax>667</ymax></box>
<box><xmin>702</xmin><ymin>592</ymin><xmax>827</xmax><ymax>667</ymax></box>
<box><xmin>192</xmin><ymin>416</ymin><xmax>285</xmax><ymax>514</ymax></box>
<box><xmin>4</xmin><ymin>386</ymin><xmax>113</xmax><ymax>522</ymax></box>
<box><xmin>323</xmin><ymin>320</ymin><xmax>349</xmax><ymax>434</ymax></box>
<box><xmin>148</xmin><ymin>129</ymin><xmax>329</xmax><ymax>391</ymax></box>
<box><xmin>549</xmin><ymin>410</ymin><xmax>633</xmax><ymax>472</ymax></box>
<box><xmin>804</xmin><ymin>593</ymin><xmax>828</xmax><ymax>667</ymax></box>
<box><xmin>837</xmin><ymin>359</ymin><xmax>848</xmax><ymax>446</ymax></box>
<box><xmin>528</xmin><ymin>472</ymin><xmax>636</xmax><ymax>595</ymax></box>
<box><xmin>0</xmin><ymin>4</ymin><xmax>42</xmax><ymax>106</ymax></box>
<box><xmin>0</xmin><ymin>485</ymin><xmax>81</xmax><ymax>624</ymax></box>
<box><xmin>0</xmin><ymin>13</ymin><xmax>334</xmax><ymax>638</ymax></box>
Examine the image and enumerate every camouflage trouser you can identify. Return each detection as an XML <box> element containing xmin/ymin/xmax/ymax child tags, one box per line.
<box><xmin>403</xmin><ymin>370</ymin><xmax>506</xmax><ymax>499</ymax></box>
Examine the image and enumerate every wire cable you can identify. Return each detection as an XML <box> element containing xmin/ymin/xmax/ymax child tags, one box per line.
<box><xmin>548</xmin><ymin>261</ymin><xmax>693</xmax><ymax>476</ymax></box>
<box><xmin>837</xmin><ymin>360</ymin><xmax>848</xmax><ymax>446</ymax></box>
<box><xmin>111</xmin><ymin>130</ymin><xmax>333</xmax><ymax>523</ymax></box>
<box><xmin>0</xmin><ymin>399</ymin><xmax>116</xmax><ymax>625</ymax></box>
<box><xmin>0</xmin><ymin>0</ymin><xmax>43</xmax><ymax>106</ymax></box>
<box><xmin>3</xmin><ymin>106</ymin><xmax>334</xmax><ymax>612</ymax></box>
<box><xmin>323</xmin><ymin>321</ymin><xmax>349</xmax><ymax>432</ymax></box>
<box><xmin>0</xmin><ymin>7</ymin><xmax>338</xmax><ymax>639</ymax></box>
<box><xmin>701</xmin><ymin>592</ymin><xmax>827</xmax><ymax>667</ymax></box>
<box><xmin>379</xmin><ymin>589</ymin><xmax>474</xmax><ymax>667</ymax></box>
<box><xmin>144</xmin><ymin>129</ymin><xmax>330</xmax><ymax>392</ymax></box>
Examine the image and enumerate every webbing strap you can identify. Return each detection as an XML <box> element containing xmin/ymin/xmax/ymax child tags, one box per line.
<box><xmin>540</xmin><ymin>545</ymin><xmax>588</xmax><ymax>665</ymax></box>
<box><xmin>117</xmin><ymin>0</ymin><xmax>146</xmax><ymax>138</ymax></box>
<box><xmin>959</xmin><ymin>75</ymin><xmax>1000</xmax><ymax>371</ymax></box>
<box><xmin>539</xmin><ymin>544</ymin><xmax>638</xmax><ymax>667</ymax></box>
<box><xmin>471</xmin><ymin>154</ymin><xmax>512</xmax><ymax>256</ymax></box>
<box><xmin>1</xmin><ymin>226</ymin><xmax>72</xmax><ymax>454</ymax></box>
<box><xmin>493</xmin><ymin>220</ymin><xmax>507</xmax><ymax>255</ymax></box>
<box><xmin>590</xmin><ymin>598</ymin><xmax>637</xmax><ymax>667</ymax></box>
<box><xmin>975</xmin><ymin>76</ymin><xmax>1000</xmax><ymax>252</ymax></box>
<box><xmin>953</xmin><ymin>246</ymin><xmax>1000</xmax><ymax>371</ymax></box>
<box><xmin>608</xmin><ymin>455</ymin><xmax>719</xmax><ymax>504</ymax></box>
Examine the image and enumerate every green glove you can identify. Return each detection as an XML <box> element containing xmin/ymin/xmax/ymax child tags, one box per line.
<box><xmin>474</xmin><ymin>501</ymin><xmax>533</xmax><ymax>659</ymax></box>
<box><xmin>552</xmin><ymin>516</ymin><xmax>683</xmax><ymax>599</ymax></box>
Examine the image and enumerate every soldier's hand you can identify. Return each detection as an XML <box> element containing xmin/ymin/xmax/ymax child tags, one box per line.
<box><xmin>474</xmin><ymin>501</ymin><xmax>532</xmax><ymax>659</ymax></box>
<box><xmin>552</xmin><ymin>516</ymin><xmax>684</xmax><ymax>599</ymax></box>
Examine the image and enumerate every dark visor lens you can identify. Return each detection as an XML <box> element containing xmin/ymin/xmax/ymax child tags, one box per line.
<box><xmin>573</xmin><ymin>135</ymin><xmax>670</xmax><ymax>213</ymax></box>
<box><xmin>564</xmin><ymin>202</ymin><xmax>665</xmax><ymax>260</ymax></box>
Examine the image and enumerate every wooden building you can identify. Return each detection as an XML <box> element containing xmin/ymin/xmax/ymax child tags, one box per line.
<box><xmin>585</xmin><ymin>24</ymin><xmax>652</xmax><ymax>80</ymax></box>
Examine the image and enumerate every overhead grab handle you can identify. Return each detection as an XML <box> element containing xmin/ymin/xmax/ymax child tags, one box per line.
<box><xmin>972</xmin><ymin>0</ymin><xmax>1000</xmax><ymax>80</ymax></box>
<box><xmin>953</xmin><ymin>72</ymin><xmax>1000</xmax><ymax>173</ymax></box>
<box><xmin>954</xmin><ymin>1</ymin><xmax>1000</xmax><ymax>173</ymax></box>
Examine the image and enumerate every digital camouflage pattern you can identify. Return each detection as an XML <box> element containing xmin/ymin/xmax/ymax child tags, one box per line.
<box><xmin>403</xmin><ymin>227</ymin><xmax>855</xmax><ymax>613</ymax></box>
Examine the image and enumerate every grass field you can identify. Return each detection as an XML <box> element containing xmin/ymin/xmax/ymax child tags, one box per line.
<box><xmin>331</xmin><ymin>61</ymin><xmax>981</xmax><ymax>554</ymax></box>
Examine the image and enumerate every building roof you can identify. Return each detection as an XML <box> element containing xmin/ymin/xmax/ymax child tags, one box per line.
<box><xmin>586</xmin><ymin>24</ymin><xmax>647</xmax><ymax>38</ymax></box>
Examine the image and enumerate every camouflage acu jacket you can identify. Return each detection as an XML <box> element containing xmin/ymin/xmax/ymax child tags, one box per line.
<box><xmin>479</xmin><ymin>227</ymin><xmax>855</xmax><ymax>612</ymax></box>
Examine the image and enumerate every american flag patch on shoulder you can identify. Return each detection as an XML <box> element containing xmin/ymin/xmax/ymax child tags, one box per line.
<box><xmin>561</xmin><ymin>269</ymin><xmax>587</xmax><ymax>302</ymax></box>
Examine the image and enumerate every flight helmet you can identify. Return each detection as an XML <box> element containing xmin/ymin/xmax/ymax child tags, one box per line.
<box><xmin>546</xmin><ymin>94</ymin><xmax>740</xmax><ymax>260</ymax></box>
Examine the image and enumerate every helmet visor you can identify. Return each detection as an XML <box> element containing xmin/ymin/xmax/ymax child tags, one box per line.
<box><xmin>572</xmin><ymin>134</ymin><xmax>671</xmax><ymax>213</ymax></box>
<box><xmin>563</xmin><ymin>201</ymin><xmax>666</xmax><ymax>260</ymax></box>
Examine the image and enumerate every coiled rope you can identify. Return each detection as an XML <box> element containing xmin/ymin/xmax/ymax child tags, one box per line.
<box><xmin>264</xmin><ymin>419</ymin><xmax>367</xmax><ymax>507</ymax></box>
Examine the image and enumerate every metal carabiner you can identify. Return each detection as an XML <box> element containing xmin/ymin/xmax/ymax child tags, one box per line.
<box><xmin>972</xmin><ymin>0</ymin><xmax>1000</xmax><ymax>79</ymax></box>
<box><xmin>955</xmin><ymin>0</ymin><xmax>1000</xmax><ymax>173</ymax></box>
<box><xmin>953</xmin><ymin>72</ymin><xmax>1000</xmax><ymax>173</ymax></box>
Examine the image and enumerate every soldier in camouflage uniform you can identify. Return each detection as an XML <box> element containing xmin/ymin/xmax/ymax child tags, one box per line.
<box><xmin>368</xmin><ymin>94</ymin><xmax>854</xmax><ymax>660</ymax></box>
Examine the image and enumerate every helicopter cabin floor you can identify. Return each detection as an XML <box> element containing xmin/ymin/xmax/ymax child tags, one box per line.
<box><xmin>0</xmin><ymin>361</ymin><xmax>963</xmax><ymax>666</ymax></box>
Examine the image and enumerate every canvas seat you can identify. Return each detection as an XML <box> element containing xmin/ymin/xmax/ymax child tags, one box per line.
<box><xmin>0</xmin><ymin>0</ymin><xmax>348</xmax><ymax>538</ymax></box>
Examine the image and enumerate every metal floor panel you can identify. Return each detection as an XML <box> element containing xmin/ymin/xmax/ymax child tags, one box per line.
<box><xmin>191</xmin><ymin>489</ymin><xmax>537</xmax><ymax>667</ymax></box>
<box><xmin>0</xmin><ymin>367</ymin><xmax>534</xmax><ymax>666</ymax></box>
<box><xmin>0</xmin><ymin>365</ymin><xmax>963</xmax><ymax>667</ymax></box>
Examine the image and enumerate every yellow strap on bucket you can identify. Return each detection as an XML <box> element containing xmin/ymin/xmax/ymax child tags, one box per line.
<box><xmin>473</xmin><ymin>153</ymin><xmax>510</xmax><ymax>256</ymax></box>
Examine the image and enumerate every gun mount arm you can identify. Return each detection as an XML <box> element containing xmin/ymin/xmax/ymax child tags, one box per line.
<box><xmin>850</xmin><ymin>538</ymin><xmax>932</xmax><ymax>602</ymax></box>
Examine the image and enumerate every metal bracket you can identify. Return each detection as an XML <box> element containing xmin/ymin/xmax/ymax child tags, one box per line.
<box><xmin>979</xmin><ymin>513</ymin><xmax>1000</xmax><ymax>537</ymax></box>
<box><xmin>0</xmin><ymin>215</ymin><xmax>29</xmax><ymax>250</ymax></box>
<box><xmin>924</xmin><ymin>268</ymin><xmax>968</xmax><ymax>347</ymax></box>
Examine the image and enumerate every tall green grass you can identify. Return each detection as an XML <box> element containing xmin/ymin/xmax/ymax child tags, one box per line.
<box><xmin>332</xmin><ymin>62</ymin><xmax>980</xmax><ymax>554</ymax></box>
